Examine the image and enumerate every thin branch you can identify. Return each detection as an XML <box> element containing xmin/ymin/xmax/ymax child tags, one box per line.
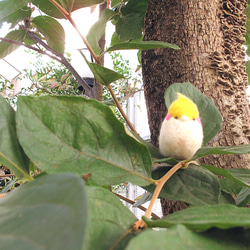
<box><xmin>26</xmin><ymin>31</ymin><xmax>92</xmax><ymax>96</ymax></box>
<box><xmin>108</xmin><ymin>85</ymin><xmax>138</xmax><ymax>133</ymax></box>
<box><xmin>119</xmin><ymin>88</ymin><xmax>144</xmax><ymax>103</ymax></box>
<box><xmin>0</xmin><ymin>174</ymin><xmax>16</xmax><ymax>178</ymax></box>
<box><xmin>48</xmin><ymin>0</ymin><xmax>69</xmax><ymax>19</ymax></box>
<box><xmin>114</xmin><ymin>192</ymin><xmax>160</xmax><ymax>220</ymax></box>
<box><xmin>133</xmin><ymin>160</ymin><xmax>188</xmax><ymax>230</ymax></box>
<box><xmin>0</xmin><ymin>35</ymin><xmax>92</xmax><ymax>96</ymax></box>
<box><xmin>0</xmin><ymin>37</ymin><xmax>59</xmax><ymax>60</ymax></box>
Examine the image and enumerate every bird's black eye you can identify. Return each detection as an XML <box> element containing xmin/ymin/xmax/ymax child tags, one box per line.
<box><xmin>193</xmin><ymin>118</ymin><xmax>195</xmax><ymax>121</ymax></box>
<box><xmin>175</xmin><ymin>116</ymin><xmax>178</xmax><ymax>119</ymax></box>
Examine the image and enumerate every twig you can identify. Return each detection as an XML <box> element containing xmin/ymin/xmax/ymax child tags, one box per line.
<box><xmin>114</xmin><ymin>192</ymin><xmax>160</xmax><ymax>220</ymax></box>
<box><xmin>0</xmin><ymin>36</ymin><xmax>91</xmax><ymax>95</ymax></box>
<box><xmin>0</xmin><ymin>174</ymin><xmax>15</xmax><ymax>178</ymax></box>
<box><xmin>0</xmin><ymin>37</ymin><xmax>58</xmax><ymax>60</ymax></box>
<box><xmin>107</xmin><ymin>85</ymin><xmax>138</xmax><ymax>133</ymax></box>
<box><xmin>26</xmin><ymin>31</ymin><xmax>92</xmax><ymax>96</ymax></box>
<box><xmin>133</xmin><ymin>160</ymin><xmax>188</xmax><ymax>230</ymax></box>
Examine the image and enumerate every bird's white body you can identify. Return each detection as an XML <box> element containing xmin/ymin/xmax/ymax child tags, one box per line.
<box><xmin>159</xmin><ymin>115</ymin><xmax>203</xmax><ymax>160</ymax></box>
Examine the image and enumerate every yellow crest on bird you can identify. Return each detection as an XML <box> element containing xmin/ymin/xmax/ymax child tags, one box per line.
<box><xmin>168</xmin><ymin>93</ymin><xmax>199</xmax><ymax>120</ymax></box>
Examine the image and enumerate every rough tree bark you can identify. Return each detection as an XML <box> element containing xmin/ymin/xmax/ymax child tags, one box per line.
<box><xmin>142</xmin><ymin>0</ymin><xmax>250</xmax><ymax>215</ymax></box>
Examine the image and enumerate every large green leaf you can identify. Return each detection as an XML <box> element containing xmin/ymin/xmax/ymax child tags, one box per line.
<box><xmin>87</xmin><ymin>9</ymin><xmax>118</xmax><ymax>55</ymax></box>
<box><xmin>143</xmin><ymin>204</ymin><xmax>250</xmax><ymax>231</ymax></box>
<box><xmin>201</xmin><ymin>164</ymin><xmax>250</xmax><ymax>188</ymax></box>
<box><xmin>33</xmin><ymin>0</ymin><xmax>105</xmax><ymax>18</ymax></box>
<box><xmin>164</xmin><ymin>83</ymin><xmax>222</xmax><ymax>145</ymax></box>
<box><xmin>145</xmin><ymin>165</ymin><xmax>220</xmax><ymax>206</ymax></box>
<box><xmin>115</xmin><ymin>0</ymin><xmax>148</xmax><ymax>41</ymax></box>
<box><xmin>0</xmin><ymin>173</ymin><xmax>87</xmax><ymax>249</ymax></box>
<box><xmin>126</xmin><ymin>225</ymin><xmax>250</xmax><ymax>250</ymax></box>
<box><xmin>116</xmin><ymin>13</ymin><xmax>144</xmax><ymax>41</ymax></box>
<box><xmin>0</xmin><ymin>29</ymin><xmax>26</xmax><ymax>59</ymax></box>
<box><xmin>105</xmin><ymin>40</ymin><xmax>180</xmax><ymax>53</ymax></box>
<box><xmin>57</xmin><ymin>0</ymin><xmax>105</xmax><ymax>13</ymax></box>
<box><xmin>193</xmin><ymin>144</ymin><xmax>250</xmax><ymax>159</ymax></box>
<box><xmin>1</xmin><ymin>6</ymin><xmax>31</xmax><ymax>29</ymax></box>
<box><xmin>33</xmin><ymin>0</ymin><xmax>105</xmax><ymax>16</ymax></box>
<box><xmin>84</xmin><ymin>186</ymin><xmax>137</xmax><ymax>249</ymax></box>
<box><xmin>120</xmin><ymin>0</ymin><xmax>148</xmax><ymax>16</ymax></box>
<box><xmin>32</xmin><ymin>15</ymin><xmax>65</xmax><ymax>54</ymax></box>
<box><xmin>32</xmin><ymin>0</ymin><xmax>65</xmax><ymax>19</ymax></box>
<box><xmin>0</xmin><ymin>0</ymin><xmax>30</xmax><ymax>28</ymax></box>
<box><xmin>128</xmin><ymin>130</ymin><xmax>162</xmax><ymax>159</ymax></box>
<box><xmin>0</xmin><ymin>96</ymin><xmax>31</xmax><ymax>180</ymax></box>
<box><xmin>81</xmin><ymin>52</ymin><xmax>125</xmax><ymax>85</ymax></box>
<box><xmin>16</xmin><ymin>96</ymin><xmax>153</xmax><ymax>186</ymax></box>
<box><xmin>220</xmin><ymin>178</ymin><xmax>243</xmax><ymax>195</ymax></box>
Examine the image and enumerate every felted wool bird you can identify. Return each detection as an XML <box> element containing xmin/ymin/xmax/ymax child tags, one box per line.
<box><xmin>159</xmin><ymin>93</ymin><xmax>203</xmax><ymax>160</ymax></box>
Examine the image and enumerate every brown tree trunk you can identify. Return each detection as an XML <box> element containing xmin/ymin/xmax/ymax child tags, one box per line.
<box><xmin>142</xmin><ymin>0</ymin><xmax>250</xmax><ymax>216</ymax></box>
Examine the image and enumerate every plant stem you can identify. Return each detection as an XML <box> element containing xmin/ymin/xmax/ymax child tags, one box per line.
<box><xmin>107</xmin><ymin>85</ymin><xmax>138</xmax><ymax>133</ymax></box>
<box><xmin>27</xmin><ymin>32</ymin><xmax>93</xmax><ymax>95</ymax></box>
<box><xmin>144</xmin><ymin>161</ymin><xmax>185</xmax><ymax>218</ymax></box>
<box><xmin>133</xmin><ymin>160</ymin><xmax>186</xmax><ymax>230</ymax></box>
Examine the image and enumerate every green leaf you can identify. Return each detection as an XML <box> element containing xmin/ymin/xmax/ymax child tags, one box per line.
<box><xmin>201</xmin><ymin>164</ymin><xmax>250</xmax><ymax>187</ymax></box>
<box><xmin>218</xmin><ymin>191</ymin><xmax>236</xmax><ymax>205</ymax></box>
<box><xmin>116</xmin><ymin>13</ymin><xmax>144</xmax><ymax>41</ymax></box>
<box><xmin>143</xmin><ymin>204</ymin><xmax>250</xmax><ymax>231</ymax></box>
<box><xmin>0</xmin><ymin>96</ymin><xmax>31</xmax><ymax>180</ymax></box>
<box><xmin>164</xmin><ymin>82</ymin><xmax>222</xmax><ymax>145</ymax></box>
<box><xmin>32</xmin><ymin>0</ymin><xmax>65</xmax><ymax>19</ymax></box>
<box><xmin>80</xmin><ymin>52</ymin><xmax>125</xmax><ymax>85</ymax></box>
<box><xmin>33</xmin><ymin>0</ymin><xmax>105</xmax><ymax>16</ymax></box>
<box><xmin>120</xmin><ymin>0</ymin><xmax>148</xmax><ymax>15</ymax></box>
<box><xmin>105</xmin><ymin>40</ymin><xmax>180</xmax><ymax>53</ymax></box>
<box><xmin>56</xmin><ymin>0</ymin><xmax>105</xmax><ymax>13</ymax></box>
<box><xmin>111</xmin><ymin>0</ymin><xmax>121</xmax><ymax>8</ymax></box>
<box><xmin>126</xmin><ymin>224</ymin><xmax>250</xmax><ymax>249</ymax></box>
<box><xmin>16</xmin><ymin>96</ymin><xmax>153</xmax><ymax>186</ymax></box>
<box><xmin>110</xmin><ymin>31</ymin><xmax>123</xmax><ymax>46</ymax></box>
<box><xmin>32</xmin><ymin>15</ymin><xmax>65</xmax><ymax>54</ymax></box>
<box><xmin>0</xmin><ymin>29</ymin><xmax>26</xmax><ymax>59</ymax></box>
<box><xmin>1</xmin><ymin>6</ymin><xmax>31</xmax><ymax>29</ymax></box>
<box><xmin>145</xmin><ymin>165</ymin><xmax>220</xmax><ymax>206</ymax></box>
<box><xmin>87</xmin><ymin>9</ymin><xmax>119</xmax><ymax>55</ymax></box>
<box><xmin>193</xmin><ymin>144</ymin><xmax>250</xmax><ymax>159</ymax></box>
<box><xmin>114</xmin><ymin>0</ymin><xmax>148</xmax><ymax>42</ymax></box>
<box><xmin>236</xmin><ymin>187</ymin><xmax>250</xmax><ymax>207</ymax></box>
<box><xmin>0</xmin><ymin>0</ymin><xmax>30</xmax><ymax>28</ymax></box>
<box><xmin>220</xmin><ymin>178</ymin><xmax>243</xmax><ymax>195</ymax></box>
<box><xmin>0</xmin><ymin>173</ymin><xmax>87</xmax><ymax>249</ymax></box>
<box><xmin>85</xmin><ymin>186</ymin><xmax>137</xmax><ymax>249</ymax></box>
<box><xmin>127</xmin><ymin>130</ymin><xmax>162</xmax><ymax>159</ymax></box>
